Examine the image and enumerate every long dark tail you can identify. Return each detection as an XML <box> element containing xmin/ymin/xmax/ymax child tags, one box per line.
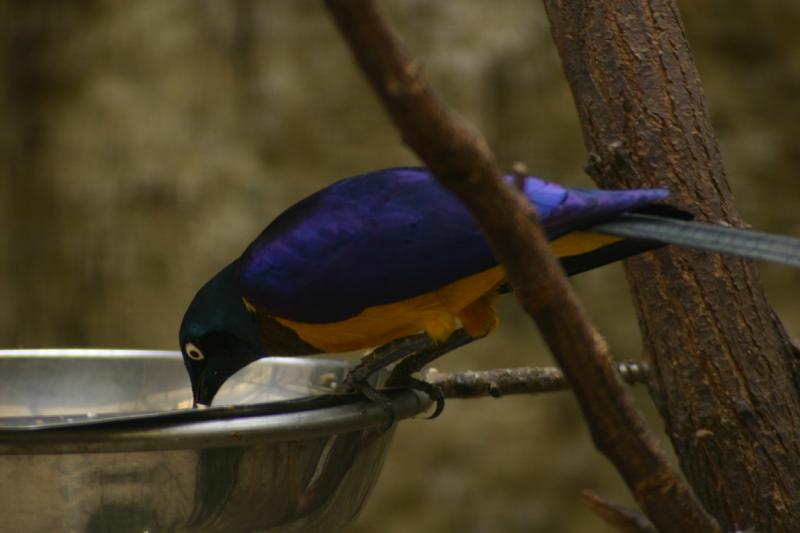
<box><xmin>497</xmin><ymin>208</ymin><xmax>800</xmax><ymax>293</ymax></box>
<box><xmin>590</xmin><ymin>213</ymin><xmax>800</xmax><ymax>269</ymax></box>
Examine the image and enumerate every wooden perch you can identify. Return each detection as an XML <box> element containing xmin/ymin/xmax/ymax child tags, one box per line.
<box><xmin>323</xmin><ymin>1</ymin><xmax>718</xmax><ymax>531</ymax></box>
<box><xmin>427</xmin><ymin>361</ymin><xmax>650</xmax><ymax>399</ymax></box>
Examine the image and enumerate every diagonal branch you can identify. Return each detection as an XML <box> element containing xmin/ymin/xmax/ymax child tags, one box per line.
<box><xmin>323</xmin><ymin>1</ymin><xmax>718</xmax><ymax>531</ymax></box>
<box><xmin>581</xmin><ymin>490</ymin><xmax>657</xmax><ymax>533</ymax></box>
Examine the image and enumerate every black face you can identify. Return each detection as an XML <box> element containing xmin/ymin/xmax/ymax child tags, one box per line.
<box><xmin>181</xmin><ymin>330</ymin><xmax>260</xmax><ymax>406</ymax></box>
<box><xmin>179</xmin><ymin>260</ymin><xmax>265</xmax><ymax>407</ymax></box>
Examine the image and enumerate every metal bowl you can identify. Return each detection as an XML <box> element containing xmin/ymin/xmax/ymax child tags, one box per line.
<box><xmin>0</xmin><ymin>349</ymin><xmax>431</xmax><ymax>533</ymax></box>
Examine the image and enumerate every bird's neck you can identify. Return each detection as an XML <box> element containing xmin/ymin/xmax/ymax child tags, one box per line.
<box><xmin>254</xmin><ymin>313</ymin><xmax>322</xmax><ymax>356</ymax></box>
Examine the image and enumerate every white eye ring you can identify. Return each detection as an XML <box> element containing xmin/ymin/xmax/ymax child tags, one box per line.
<box><xmin>185</xmin><ymin>342</ymin><xmax>205</xmax><ymax>361</ymax></box>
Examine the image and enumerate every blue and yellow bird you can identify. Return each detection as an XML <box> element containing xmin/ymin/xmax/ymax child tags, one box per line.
<box><xmin>179</xmin><ymin>167</ymin><xmax>800</xmax><ymax>406</ymax></box>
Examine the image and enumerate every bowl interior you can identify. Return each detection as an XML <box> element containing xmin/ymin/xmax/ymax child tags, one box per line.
<box><xmin>0</xmin><ymin>350</ymin><xmax>350</xmax><ymax>428</ymax></box>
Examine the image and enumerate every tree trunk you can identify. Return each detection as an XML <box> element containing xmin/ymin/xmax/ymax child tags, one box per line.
<box><xmin>544</xmin><ymin>1</ymin><xmax>800</xmax><ymax>531</ymax></box>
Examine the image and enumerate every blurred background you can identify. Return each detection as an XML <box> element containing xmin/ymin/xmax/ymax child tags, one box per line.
<box><xmin>1</xmin><ymin>1</ymin><xmax>798</xmax><ymax>531</ymax></box>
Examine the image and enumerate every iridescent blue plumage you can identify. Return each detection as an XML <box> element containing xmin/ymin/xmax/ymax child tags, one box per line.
<box><xmin>181</xmin><ymin>166</ymin><xmax>800</xmax><ymax>406</ymax></box>
<box><xmin>240</xmin><ymin>167</ymin><xmax>667</xmax><ymax>324</ymax></box>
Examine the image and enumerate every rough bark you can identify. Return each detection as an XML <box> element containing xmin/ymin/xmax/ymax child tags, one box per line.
<box><xmin>544</xmin><ymin>1</ymin><xmax>800</xmax><ymax>531</ymax></box>
<box><xmin>324</xmin><ymin>1</ymin><xmax>719</xmax><ymax>531</ymax></box>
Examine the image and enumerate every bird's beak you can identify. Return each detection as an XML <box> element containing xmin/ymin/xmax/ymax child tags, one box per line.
<box><xmin>188</xmin><ymin>373</ymin><xmax>202</xmax><ymax>408</ymax></box>
<box><xmin>191</xmin><ymin>390</ymin><xmax>204</xmax><ymax>409</ymax></box>
<box><xmin>192</xmin><ymin>373</ymin><xmax>221</xmax><ymax>408</ymax></box>
<box><xmin>193</xmin><ymin>382</ymin><xmax>208</xmax><ymax>408</ymax></box>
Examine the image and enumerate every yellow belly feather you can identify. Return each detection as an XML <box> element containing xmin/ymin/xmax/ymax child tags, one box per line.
<box><xmin>270</xmin><ymin>231</ymin><xmax>621</xmax><ymax>352</ymax></box>
<box><xmin>550</xmin><ymin>231</ymin><xmax>622</xmax><ymax>257</ymax></box>
<box><xmin>550</xmin><ymin>231</ymin><xmax>622</xmax><ymax>256</ymax></box>
<box><xmin>275</xmin><ymin>266</ymin><xmax>505</xmax><ymax>352</ymax></box>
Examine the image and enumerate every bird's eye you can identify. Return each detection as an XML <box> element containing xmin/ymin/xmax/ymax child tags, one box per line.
<box><xmin>185</xmin><ymin>342</ymin><xmax>205</xmax><ymax>361</ymax></box>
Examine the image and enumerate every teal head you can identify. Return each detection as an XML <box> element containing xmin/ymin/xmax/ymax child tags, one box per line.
<box><xmin>179</xmin><ymin>260</ymin><xmax>264</xmax><ymax>406</ymax></box>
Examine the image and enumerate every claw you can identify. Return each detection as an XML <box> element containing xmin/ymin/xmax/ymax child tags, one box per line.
<box><xmin>393</xmin><ymin>375</ymin><xmax>446</xmax><ymax>419</ymax></box>
<box><xmin>427</xmin><ymin>394</ymin><xmax>445</xmax><ymax>420</ymax></box>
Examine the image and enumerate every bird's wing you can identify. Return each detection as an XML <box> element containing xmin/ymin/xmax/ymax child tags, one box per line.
<box><xmin>239</xmin><ymin>167</ymin><xmax>668</xmax><ymax>323</ymax></box>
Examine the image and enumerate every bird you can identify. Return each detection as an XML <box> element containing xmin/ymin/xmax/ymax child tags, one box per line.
<box><xmin>179</xmin><ymin>166</ymin><xmax>800</xmax><ymax>407</ymax></box>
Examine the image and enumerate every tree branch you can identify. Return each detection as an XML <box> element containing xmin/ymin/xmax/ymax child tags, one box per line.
<box><xmin>426</xmin><ymin>361</ymin><xmax>650</xmax><ymax>399</ymax></box>
<box><xmin>581</xmin><ymin>490</ymin><xmax>657</xmax><ymax>533</ymax></box>
<box><xmin>323</xmin><ymin>1</ymin><xmax>718</xmax><ymax>531</ymax></box>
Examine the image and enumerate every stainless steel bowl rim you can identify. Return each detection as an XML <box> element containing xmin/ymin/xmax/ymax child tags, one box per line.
<box><xmin>0</xmin><ymin>350</ymin><xmax>432</xmax><ymax>455</ymax></box>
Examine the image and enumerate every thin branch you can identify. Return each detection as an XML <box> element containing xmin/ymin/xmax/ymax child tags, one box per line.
<box><xmin>581</xmin><ymin>490</ymin><xmax>657</xmax><ymax>533</ymax></box>
<box><xmin>323</xmin><ymin>2</ymin><xmax>718</xmax><ymax>531</ymax></box>
<box><xmin>427</xmin><ymin>361</ymin><xmax>650</xmax><ymax>399</ymax></box>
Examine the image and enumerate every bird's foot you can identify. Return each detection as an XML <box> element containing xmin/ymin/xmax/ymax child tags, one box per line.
<box><xmin>343</xmin><ymin>329</ymin><xmax>475</xmax><ymax>426</ymax></box>
<box><xmin>391</xmin><ymin>374</ymin><xmax>445</xmax><ymax>419</ymax></box>
<box><xmin>343</xmin><ymin>372</ymin><xmax>396</xmax><ymax>430</ymax></box>
<box><xmin>343</xmin><ymin>333</ymin><xmax>434</xmax><ymax>430</ymax></box>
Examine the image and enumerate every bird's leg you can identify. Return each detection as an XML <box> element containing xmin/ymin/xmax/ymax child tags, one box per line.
<box><xmin>385</xmin><ymin>329</ymin><xmax>478</xmax><ymax>418</ymax></box>
<box><xmin>388</xmin><ymin>329</ymin><xmax>477</xmax><ymax>381</ymax></box>
<box><xmin>345</xmin><ymin>329</ymin><xmax>482</xmax><ymax>421</ymax></box>
<box><xmin>343</xmin><ymin>333</ymin><xmax>432</xmax><ymax>430</ymax></box>
<box><xmin>345</xmin><ymin>332</ymin><xmax>431</xmax><ymax>384</ymax></box>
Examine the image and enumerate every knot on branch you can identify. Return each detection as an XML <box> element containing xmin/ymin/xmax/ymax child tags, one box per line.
<box><xmin>386</xmin><ymin>60</ymin><xmax>425</xmax><ymax>97</ymax></box>
<box><xmin>634</xmin><ymin>467</ymin><xmax>679</xmax><ymax>500</ymax></box>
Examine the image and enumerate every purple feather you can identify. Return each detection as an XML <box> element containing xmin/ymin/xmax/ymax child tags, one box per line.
<box><xmin>240</xmin><ymin>167</ymin><xmax>668</xmax><ymax>323</ymax></box>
